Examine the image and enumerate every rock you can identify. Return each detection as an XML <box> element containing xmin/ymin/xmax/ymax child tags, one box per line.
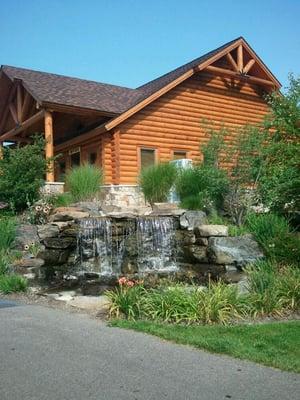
<box><xmin>38</xmin><ymin>249</ymin><xmax>71</xmax><ymax>265</ymax></box>
<box><xmin>0</xmin><ymin>202</ymin><xmax>8</xmax><ymax>209</ymax></box>
<box><xmin>121</xmin><ymin>259</ymin><xmax>138</xmax><ymax>275</ymax></box>
<box><xmin>37</xmin><ymin>224</ymin><xmax>59</xmax><ymax>240</ymax></box>
<box><xmin>208</xmin><ymin>235</ymin><xmax>264</xmax><ymax>267</ymax></box>
<box><xmin>223</xmin><ymin>265</ymin><xmax>246</xmax><ymax>283</ymax></box>
<box><xmin>152</xmin><ymin>203</ymin><xmax>185</xmax><ymax>216</ymax></box>
<box><xmin>15</xmin><ymin>224</ymin><xmax>39</xmax><ymax>250</ymax></box>
<box><xmin>179</xmin><ymin>211</ymin><xmax>207</xmax><ymax>230</ymax></box>
<box><xmin>69</xmin><ymin>295</ymin><xmax>110</xmax><ymax>312</ymax></box>
<box><xmin>51</xmin><ymin>221</ymin><xmax>72</xmax><ymax>229</ymax></box>
<box><xmin>13</xmin><ymin>257</ymin><xmax>44</xmax><ymax>269</ymax></box>
<box><xmin>192</xmin><ymin>263</ymin><xmax>226</xmax><ymax>279</ymax></box>
<box><xmin>50</xmin><ymin>207</ymin><xmax>89</xmax><ymax>222</ymax></box>
<box><xmin>184</xmin><ymin>245</ymin><xmax>208</xmax><ymax>263</ymax></box>
<box><xmin>43</xmin><ymin>237</ymin><xmax>76</xmax><ymax>249</ymax></box>
<box><xmin>196</xmin><ymin>225</ymin><xmax>228</xmax><ymax>237</ymax></box>
<box><xmin>195</xmin><ymin>237</ymin><xmax>208</xmax><ymax>246</ymax></box>
<box><xmin>107</xmin><ymin>212</ymin><xmax>136</xmax><ymax>219</ymax></box>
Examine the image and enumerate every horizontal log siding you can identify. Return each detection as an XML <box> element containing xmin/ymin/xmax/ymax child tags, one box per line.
<box><xmin>117</xmin><ymin>72</ymin><xmax>269</xmax><ymax>184</ymax></box>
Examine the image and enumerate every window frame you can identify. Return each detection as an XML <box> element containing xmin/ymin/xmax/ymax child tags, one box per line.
<box><xmin>171</xmin><ymin>149</ymin><xmax>190</xmax><ymax>160</ymax></box>
<box><xmin>138</xmin><ymin>146</ymin><xmax>158</xmax><ymax>172</ymax></box>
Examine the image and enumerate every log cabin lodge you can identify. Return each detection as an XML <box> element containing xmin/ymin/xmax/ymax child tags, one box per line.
<box><xmin>0</xmin><ymin>37</ymin><xmax>281</xmax><ymax>206</ymax></box>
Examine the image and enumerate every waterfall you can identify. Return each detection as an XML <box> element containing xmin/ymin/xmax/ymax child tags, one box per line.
<box><xmin>136</xmin><ymin>217</ymin><xmax>178</xmax><ymax>273</ymax></box>
<box><xmin>76</xmin><ymin>216</ymin><xmax>178</xmax><ymax>277</ymax></box>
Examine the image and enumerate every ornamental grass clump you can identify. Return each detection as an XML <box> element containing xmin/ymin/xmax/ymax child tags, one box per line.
<box><xmin>65</xmin><ymin>164</ymin><xmax>103</xmax><ymax>202</ymax></box>
<box><xmin>0</xmin><ymin>274</ymin><xmax>27</xmax><ymax>294</ymax></box>
<box><xmin>0</xmin><ymin>217</ymin><xmax>16</xmax><ymax>251</ymax></box>
<box><xmin>105</xmin><ymin>277</ymin><xmax>145</xmax><ymax>319</ymax></box>
<box><xmin>139</xmin><ymin>162</ymin><xmax>177</xmax><ymax>205</ymax></box>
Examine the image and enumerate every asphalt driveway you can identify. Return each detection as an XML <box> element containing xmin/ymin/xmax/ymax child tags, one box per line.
<box><xmin>0</xmin><ymin>300</ymin><xmax>299</xmax><ymax>400</ymax></box>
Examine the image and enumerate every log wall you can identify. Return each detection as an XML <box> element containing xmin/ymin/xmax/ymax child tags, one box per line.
<box><xmin>116</xmin><ymin>71</ymin><xmax>270</xmax><ymax>184</ymax></box>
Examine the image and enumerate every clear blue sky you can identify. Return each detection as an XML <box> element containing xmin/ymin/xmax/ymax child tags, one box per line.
<box><xmin>1</xmin><ymin>0</ymin><xmax>299</xmax><ymax>90</ymax></box>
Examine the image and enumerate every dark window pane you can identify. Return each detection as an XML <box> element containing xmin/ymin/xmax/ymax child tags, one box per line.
<box><xmin>71</xmin><ymin>152</ymin><xmax>80</xmax><ymax>167</ymax></box>
<box><xmin>173</xmin><ymin>151</ymin><xmax>187</xmax><ymax>160</ymax></box>
<box><xmin>141</xmin><ymin>149</ymin><xmax>155</xmax><ymax>169</ymax></box>
<box><xmin>59</xmin><ymin>160</ymin><xmax>66</xmax><ymax>181</ymax></box>
<box><xmin>89</xmin><ymin>152</ymin><xmax>97</xmax><ymax>165</ymax></box>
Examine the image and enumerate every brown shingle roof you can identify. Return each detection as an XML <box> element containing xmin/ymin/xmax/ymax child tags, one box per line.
<box><xmin>2</xmin><ymin>37</ymin><xmax>264</xmax><ymax>116</ymax></box>
<box><xmin>1</xmin><ymin>65</ymin><xmax>142</xmax><ymax>114</ymax></box>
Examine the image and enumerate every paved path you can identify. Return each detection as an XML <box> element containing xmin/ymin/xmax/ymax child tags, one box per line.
<box><xmin>0</xmin><ymin>301</ymin><xmax>299</xmax><ymax>400</ymax></box>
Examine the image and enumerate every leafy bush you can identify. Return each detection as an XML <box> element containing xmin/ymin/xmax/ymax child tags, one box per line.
<box><xmin>245</xmin><ymin>213</ymin><xmax>300</xmax><ymax>264</ymax></box>
<box><xmin>106</xmin><ymin>277</ymin><xmax>145</xmax><ymax>319</ymax></box>
<box><xmin>65</xmin><ymin>164</ymin><xmax>103</xmax><ymax>202</ymax></box>
<box><xmin>176</xmin><ymin>165</ymin><xmax>229</xmax><ymax>211</ymax></box>
<box><xmin>245</xmin><ymin>261</ymin><xmax>300</xmax><ymax>316</ymax></box>
<box><xmin>139</xmin><ymin>163</ymin><xmax>177</xmax><ymax>204</ymax></box>
<box><xmin>0</xmin><ymin>137</ymin><xmax>50</xmax><ymax>211</ymax></box>
<box><xmin>50</xmin><ymin>192</ymin><xmax>73</xmax><ymax>207</ymax></box>
<box><xmin>107</xmin><ymin>279</ymin><xmax>244</xmax><ymax>325</ymax></box>
<box><xmin>0</xmin><ymin>217</ymin><xmax>16</xmax><ymax>251</ymax></box>
<box><xmin>0</xmin><ymin>274</ymin><xmax>27</xmax><ymax>294</ymax></box>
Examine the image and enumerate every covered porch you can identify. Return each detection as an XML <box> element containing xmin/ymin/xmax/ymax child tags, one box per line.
<box><xmin>0</xmin><ymin>72</ymin><xmax>114</xmax><ymax>186</ymax></box>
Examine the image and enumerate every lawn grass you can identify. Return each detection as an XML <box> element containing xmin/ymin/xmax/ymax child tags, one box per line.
<box><xmin>110</xmin><ymin>319</ymin><xmax>300</xmax><ymax>373</ymax></box>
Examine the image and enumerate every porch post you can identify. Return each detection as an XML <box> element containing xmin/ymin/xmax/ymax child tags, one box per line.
<box><xmin>0</xmin><ymin>142</ymin><xmax>3</xmax><ymax>159</ymax></box>
<box><xmin>44</xmin><ymin>110</ymin><xmax>55</xmax><ymax>182</ymax></box>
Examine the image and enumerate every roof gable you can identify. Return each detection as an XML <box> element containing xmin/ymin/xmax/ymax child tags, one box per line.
<box><xmin>104</xmin><ymin>37</ymin><xmax>281</xmax><ymax>131</ymax></box>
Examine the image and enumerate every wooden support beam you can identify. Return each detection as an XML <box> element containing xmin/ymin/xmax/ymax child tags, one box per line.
<box><xmin>21</xmin><ymin>92</ymin><xmax>32</xmax><ymax>122</ymax></box>
<box><xmin>9</xmin><ymin>103</ymin><xmax>18</xmax><ymax>124</ymax></box>
<box><xmin>0</xmin><ymin>109</ymin><xmax>45</xmax><ymax>141</ymax></box>
<box><xmin>226</xmin><ymin>52</ymin><xmax>239</xmax><ymax>72</ymax></box>
<box><xmin>237</xmin><ymin>45</ymin><xmax>243</xmax><ymax>72</ymax></box>
<box><xmin>0</xmin><ymin>142</ymin><xmax>3</xmax><ymax>160</ymax></box>
<box><xmin>17</xmin><ymin>84</ymin><xmax>23</xmax><ymax>122</ymax></box>
<box><xmin>243</xmin><ymin>59</ymin><xmax>255</xmax><ymax>74</ymax></box>
<box><xmin>44</xmin><ymin>110</ymin><xmax>55</xmax><ymax>182</ymax></box>
<box><xmin>205</xmin><ymin>65</ymin><xmax>275</xmax><ymax>87</ymax></box>
<box><xmin>0</xmin><ymin>83</ymin><xmax>18</xmax><ymax>133</ymax></box>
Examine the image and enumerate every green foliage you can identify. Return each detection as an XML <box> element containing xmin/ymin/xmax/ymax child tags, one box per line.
<box><xmin>106</xmin><ymin>283</ymin><xmax>145</xmax><ymax>319</ymax></box>
<box><xmin>0</xmin><ymin>136</ymin><xmax>51</xmax><ymax>211</ymax></box>
<box><xmin>111</xmin><ymin>320</ymin><xmax>300</xmax><ymax>372</ymax></box>
<box><xmin>176</xmin><ymin>165</ymin><xmax>229</xmax><ymax>211</ymax></box>
<box><xmin>0</xmin><ymin>217</ymin><xmax>16</xmax><ymax>251</ymax></box>
<box><xmin>0</xmin><ymin>274</ymin><xmax>27</xmax><ymax>294</ymax></box>
<box><xmin>139</xmin><ymin>163</ymin><xmax>177</xmax><ymax>204</ymax></box>
<box><xmin>107</xmin><ymin>281</ymin><xmax>244</xmax><ymax>325</ymax></box>
<box><xmin>65</xmin><ymin>164</ymin><xmax>103</xmax><ymax>202</ymax></box>
<box><xmin>245</xmin><ymin>261</ymin><xmax>300</xmax><ymax>316</ymax></box>
<box><xmin>50</xmin><ymin>192</ymin><xmax>73</xmax><ymax>207</ymax></box>
<box><xmin>245</xmin><ymin>213</ymin><xmax>300</xmax><ymax>264</ymax></box>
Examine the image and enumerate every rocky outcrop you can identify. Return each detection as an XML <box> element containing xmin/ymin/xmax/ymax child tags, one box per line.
<box><xmin>12</xmin><ymin>205</ymin><xmax>264</xmax><ymax>289</ymax></box>
<box><xmin>208</xmin><ymin>235</ymin><xmax>264</xmax><ymax>267</ymax></box>
<box><xmin>179</xmin><ymin>211</ymin><xmax>207</xmax><ymax>230</ymax></box>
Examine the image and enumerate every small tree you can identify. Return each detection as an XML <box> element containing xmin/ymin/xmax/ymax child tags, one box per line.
<box><xmin>0</xmin><ymin>136</ymin><xmax>50</xmax><ymax>211</ymax></box>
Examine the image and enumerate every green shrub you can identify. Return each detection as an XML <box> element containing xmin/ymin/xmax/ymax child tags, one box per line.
<box><xmin>176</xmin><ymin>166</ymin><xmax>229</xmax><ymax>211</ymax></box>
<box><xmin>0</xmin><ymin>217</ymin><xmax>16</xmax><ymax>251</ymax></box>
<box><xmin>106</xmin><ymin>281</ymin><xmax>145</xmax><ymax>319</ymax></box>
<box><xmin>66</xmin><ymin>164</ymin><xmax>103</xmax><ymax>202</ymax></box>
<box><xmin>139</xmin><ymin>163</ymin><xmax>177</xmax><ymax>204</ymax></box>
<box><xmin>50</xmin><ymin>192</ymin><xmax>73</xmax><ymax>207</ymax></box>
<box><xmin>245</xmin><ymin>261</ymin><xmax>300</xmax><ymax>316</ymax></box>
<box><xmin>245</xmin><ymin>213</ymin><xmax>300</xmax><ymax>264</ymax></box>
<box><xmin>0</xmin><ymin>137</ymin><xmax>50</xmax><ymax>211</ymax></box>
<box><xmin>0</xmin><ymin>274</ymin><xmax>27</xmax><ymax>294</ymax></box>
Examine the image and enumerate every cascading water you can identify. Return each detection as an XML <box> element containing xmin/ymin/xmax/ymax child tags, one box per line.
<box><xmin>136</xmin><ymin>217</ymin><xmax>178</xmax><ymax>273</ymax></box>
<box><xmin>76</xmin><ymin>216</ymin><xmax>178</xmax><ymax>278</ymax></box>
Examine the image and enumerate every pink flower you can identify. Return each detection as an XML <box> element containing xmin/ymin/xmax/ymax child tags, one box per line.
<box><xmin>126</xmin><ymin>280</ymin><xmax>135</xmax><ymax>287</ymax></box>
<box><xmin>118</xmin><ymin>277</ymin><xmax>127</xmax><ymax>286</ymax></box>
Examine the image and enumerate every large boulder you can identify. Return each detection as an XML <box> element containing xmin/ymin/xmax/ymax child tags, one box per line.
<box><xmin>37</xmin><ymin>224</ymin><xmax>60</xmax><ymax>240</ymax></box>
<box><xmin>50</xmin><ymin>207</ymin><xmax>89</xmax><ymax>222</ymax></box>
<box><xmin>179</xmin><ymin>211</ymin><xmax>207</xmax><ymax>230</ymax></box>
<box><xmin>183</xmin><ymin>245</ymin><xmax>208</xmax><ymax>263</ymax></box>
<box><xmin>208</xmin><ymin>234</ymin><xmax>264</xmax><ymax>267</ymax></box>
<box><xmin>196</xmin><ymin>225</ymin><xmax>228</xmax><ymax>237</ymax></box>
<box><xmin>15</xmin><ymin>224</ymin><xmax>39</xmax><ymax>250</ymax></box>
<box><xmin>152</xmin><ymin>203</ymin><xmax>185</xmax><ymax>216</ymax></box>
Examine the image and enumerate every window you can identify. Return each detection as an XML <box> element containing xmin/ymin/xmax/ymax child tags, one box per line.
<box><xmin>173</xmin><ymin>150</ymin><xmax>187</xmax><ymax>160</ymax></box>
<box><xmin>140</xmin><ymin>148</ymin><xmax>156</xmax><ymax>170</ymax></box>
<box><xmin>70</xmin><ymin>151</ymin><xmax>80</xmax><ymax>167</ymax></box>
<box><xmin>58</xmin><ymin>160</ymin><xmax>66</xmax><ymax>181</ymax></box>
<box><xmin>88</xmin><ymin>152</ymin><xmax>97</xmax><ymax>165</ymax></box>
